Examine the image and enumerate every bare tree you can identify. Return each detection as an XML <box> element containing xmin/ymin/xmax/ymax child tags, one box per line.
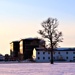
<box><xmin>38</xmin><ymin>17</ymin><xmax>63</xmax><ymax>64</ymax></box>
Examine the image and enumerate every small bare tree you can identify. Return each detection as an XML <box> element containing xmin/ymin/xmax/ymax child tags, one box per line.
<box><xmin>38</xmin><ymin>17</ymin><xmax>63</xmax><ymax>64</ymax></box>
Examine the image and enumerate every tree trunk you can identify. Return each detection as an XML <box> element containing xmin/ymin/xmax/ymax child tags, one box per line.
<box><xmin>50</xmin><ymin>49</ymin><xmax>54</xmax><ymax>64</ymax></box>
<box><xmin>50</xmin><ymin>37</ymin><xmax>54</xmax><ymax>64</ymax></box>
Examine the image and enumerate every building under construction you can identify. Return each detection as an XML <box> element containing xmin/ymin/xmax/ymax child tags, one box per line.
<box><xmin>10</xmin><ymin>41</ymin><xmax>19</xmax><ymax>60</ymax></box>
<box><xmin>10</xmin><ymin>38</ymin><xmax>45</xmax><ymax>60</ymax></box>
<box><xmin>19</xmin><ymin>38</ymin><xmax>45</xmax><ymax>60</ymax></box>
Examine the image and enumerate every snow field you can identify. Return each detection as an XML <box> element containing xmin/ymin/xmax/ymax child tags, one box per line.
<box><xmin>0</xmin><ymin>63</ymin><xmax>75</xmax><ymax>75</ymax></box>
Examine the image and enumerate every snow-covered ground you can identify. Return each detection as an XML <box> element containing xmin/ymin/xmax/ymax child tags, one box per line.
<box><xmin>0</xmin><ymin>63</ymin><xmax>75</xmax><ymax>75</ymax></box>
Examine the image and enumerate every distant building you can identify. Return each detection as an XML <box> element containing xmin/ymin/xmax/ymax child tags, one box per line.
<box><xmin>0</xmin><ymin>54</ymin><xmax>5</xmax><ymax>61</ymax></box>
<box><xmin>32</xmin><ymin>48</ymin><xmax>75</xmax><ymax>62</ymax></box>
<box><xmin>10</xmin><ymin>41</ymin><xmax>19</xmax><ymax>60</ymax></box>
<box><xmin>19</xmin><ymin>38</ymin><xmax>45</xmax><ymax>60</ymax></box>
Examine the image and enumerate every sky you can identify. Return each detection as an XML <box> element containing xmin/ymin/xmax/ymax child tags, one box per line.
<box><xmin>0</xmin><ymin>0</ymin><xmax>75</xmax><ymax>55</ymax></box>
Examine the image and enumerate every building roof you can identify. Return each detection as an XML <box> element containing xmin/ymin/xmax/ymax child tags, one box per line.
<box><xmin>35</xmin><ymin>47</ymin><xmax>75</xmax><ymax>51</ymax></box>
<box><xmin>56</xmin><ymin>48</ymin><xmax>75</xmax><ymax>51</ymax></box>
<box><xmin>10</xmin><ymin>41</ymin><xmax>19</xmax><ymax>44</ymax></box>
<box><xmin>20</xmin><ymin>37</ymin><xmax>43</xmax><ymax>41</ymax></box>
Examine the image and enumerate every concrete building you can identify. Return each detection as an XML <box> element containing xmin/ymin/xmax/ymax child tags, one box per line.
<box><xmin>32</xmin><ymin>48</ymin><xmax>75</xmax><ymax>62</ymax></box>
<box><xmin>10</xmin><ymin>41</ymin><xmax>19</xmax><ymax>60</ymax></box>
<box><xmin>19</xmin><ymin>38</ymin><xmax>45</xmax><ymax>60</ymax></box>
